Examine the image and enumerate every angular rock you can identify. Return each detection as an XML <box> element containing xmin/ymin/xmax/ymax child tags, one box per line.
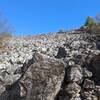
<box><xmin>25</xmin><ymin>53</ymin><xmax>65</xmax><ymax>100</ymax></box>
<box><xmin>67</xmin><ymin>65</ymin><xmax>83</xmax><ymax>83</ymax></box>
<box><xmin>83</xmin><ymin>67</ymin><xmax>92</xmax><ymax>78</ymax></box>
<box><xmin>95</xmin><ymin>85</ymin><xmax>100</xmax><ymax>97</ymax></box>
<box><xmin>83</xmin><ymin>79</ymin><xmax>95</xmax><ymax>89</ymax></box>
<box><xmin>55</xmin><ymin>46</ymin><xmax>66</xmax><ymax>59</ymax></box>
<box><xmin>40</xmin><ymin>47</ymin><xmax>47</xmax><ymax>54</ymax></box>
<box><xmin>65</xmin><ymin>82</ymin><xmax>81</xmax><ymax>96</ymax></box>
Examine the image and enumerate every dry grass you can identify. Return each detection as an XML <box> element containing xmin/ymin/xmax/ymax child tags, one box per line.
<box><xmin>0</xmin><ymin>32</ymin><xmax>12</xmax><ymax>52</ymax></box>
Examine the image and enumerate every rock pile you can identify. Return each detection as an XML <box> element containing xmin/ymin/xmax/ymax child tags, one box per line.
<box><xmin>55</xmin><ymin>33</ymin><xmax>100</xmax><ymax>100</ymax></box>
<box><xmin>0</xmin><ymin>32</ymin><xmax>100</xmax><ymax>100</ymax></box>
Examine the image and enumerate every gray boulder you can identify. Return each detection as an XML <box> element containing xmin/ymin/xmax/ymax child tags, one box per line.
<box><xmin>25</xmin><ymin>53</ymin><xmax>65</xmax><ymax>100</ymax></box>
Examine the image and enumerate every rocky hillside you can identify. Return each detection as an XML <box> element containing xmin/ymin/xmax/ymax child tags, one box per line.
<box><xmin>0</xmin><ymin>32</ymin><xmax>100</xmax><ymax>100</ymax></box>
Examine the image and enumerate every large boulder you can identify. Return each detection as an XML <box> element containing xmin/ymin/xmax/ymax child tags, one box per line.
<box><xmin>0</xmin><ymin>52</ymin><xmax>65</xmax><ymax>100</ymax></box>
<box><xmin>25</xmin><ymin>53</ymin><xmax>65</xmax><ymax>100</ymax></box>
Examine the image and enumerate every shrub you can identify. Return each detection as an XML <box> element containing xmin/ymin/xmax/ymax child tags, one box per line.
<box><xmin>80</xmin><ymin>16</ymin><xmax>96</xmax><ymax>33</ymax></box>
<box><xmin>84</xmin><ymin>16</ymin><xmax>96</xmax><ymax>28</ymax></box>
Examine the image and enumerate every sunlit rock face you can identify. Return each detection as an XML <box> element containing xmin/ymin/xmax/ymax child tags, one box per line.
<box><xmin>0</xmin><ymin>32</ymin><xmax>100</xmax><ymax>100</ymax></box>
<box><xmin>25</xmin><ymin>53</ymin><xmax>65</xmax><ymax>100</ymax></box>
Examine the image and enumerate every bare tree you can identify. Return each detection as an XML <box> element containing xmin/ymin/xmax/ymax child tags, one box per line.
<box><xmin>0</xmin><ymin>11</ymin><xmax>15</xmax><ymax>50</ymax></box>
<box><xmin>0</xmin><ymin>11</ymin><xmax>15</xmax><ymax>37</ymax></box>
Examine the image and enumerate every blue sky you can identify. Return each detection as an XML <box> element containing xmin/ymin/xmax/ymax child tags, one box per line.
<box><xmin>0</xmin><ymin>0</ymin><xmax>100</xmax><ymax>36</ymax></box>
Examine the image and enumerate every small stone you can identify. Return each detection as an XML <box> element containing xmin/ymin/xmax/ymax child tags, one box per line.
<box><xmin>81</xmin><ymin>92</ymin><xmax>98</xmax><ymax>100</ymax></box>
<box><xmin>83</xmin><ymin>67</ymin><xmax>92</xmax><ymax>78</ymax></box>
<box><xmin>65</xmin><ymin>82</ymin><xmax>81</xmax><ymax>96</ymax></box>
<box><xmin>95</xmin><ymin>85</ymin><xmax>100</xmax><ymax>97</ymax></box>
<box><xmin>40</xmin><ymin>47</ymin><xmax>47</xmax><ymax>54</ymax></box>
<box><xmin>71</xmin><ymin>96</ymin><xmax>81</xmax><ymax>100</ymax></box>
<box><xmin>83</xmin><ymin>79</ymin><xmax>95</xmax><ymax>89</ymax></box>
